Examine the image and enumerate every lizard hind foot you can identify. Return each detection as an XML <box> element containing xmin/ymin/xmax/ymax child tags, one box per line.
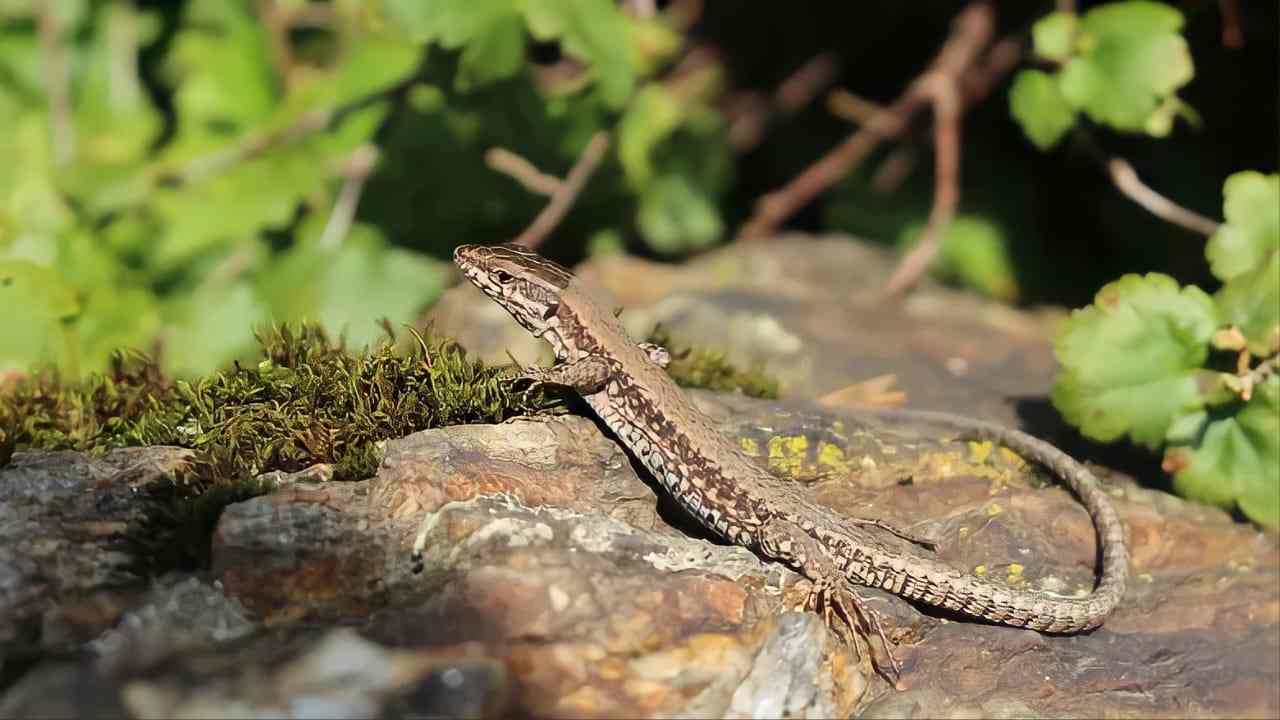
<box><xmin>805</xmin><ymin>579</ymin><xmax>904</xmax><ymax>684</ymax></box>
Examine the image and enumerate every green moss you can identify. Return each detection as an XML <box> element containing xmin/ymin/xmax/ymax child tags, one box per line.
<box><xmin>0</xmin><ymin>322</ymin><xmax>551</xmax><ymax>568</ymax></box>
<box><xmin>647</xmin><ymin>326</ymin><xmax>780</xmax><ymax>399</ymax></box>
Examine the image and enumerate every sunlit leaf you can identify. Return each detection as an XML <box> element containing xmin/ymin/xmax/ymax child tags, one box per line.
<box><xmin>260</xmin><ymin>224</ymin><xmax>448</xmax><ymax>350</ymax></box>
<box><xmin>1009</xmin><ymin>70</ymin><xmax>1075</xmax><ymax>150</ymax></box>
<box><xmin>1214</xmin><ymin>250</ymin><xmax>1280</xmax><ymax>356</ymax></box>
<box><xmin>1165</xmin><ymin>377</ymin><xmax>1280</xmax><ymax>528</ymax></box>
<box><xmin>1056</xmin><ymin>1</ymin><xmax>1193</xmax><ymax>135</ymax></box>
<box><xmin>0</xmin><ymin>260</ymin><xmax>80</xmax><ymax>372</ymax></box>
<box><xmin>1053</xmin><ymin>273</ymin><xmax>1219</xmax><ymax>449</ymax></box>
<box><xmin>522</xmin><ymin>0</ymin><xmax>638</xmax><ymax>107</ymax></box>
<box><xmin>1031</xmin><ymin>12</ymin><xmax>1078</xmax><ymax>63</ymax></box>
<box><xmin>1205</xmin><ymin>171</ymin><xmax>1280</xmax><ymax>282</ymax></box>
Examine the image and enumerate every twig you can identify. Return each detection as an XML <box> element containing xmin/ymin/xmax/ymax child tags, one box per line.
<box><xmin>36</xmin><ymin>0</ymin><xmax>74</xmax><ymax>166</ymax></box>
<box><xmin>738</xmin><ymin>2</ymin><xmax>994</xmax><ymax>241</ymax></box>
<box><xmin>725</xmin><ymin>53</ymin><xmax>840</xmax><ymax>152</ymax></box>
<box><xmin>881</xmin><ymin>73</ymin><xmax>962</xmax><ymax>298</ymax></box>
<box><xmin>1218</xmin><ymin>0</ymin><xmax>1244</xmax><ymax>48</ymax></box>
<box><xmin>486</xmin><ymin>148</ymin><xmax>564</xmax><ymax>196</ymax></box>
<box><xmin>257</xmin><ymin>0</ymin><xmax>297</xmax><ymax>92</ymax></box>
<box><xmin>159</xmin><ymin>107</ymin><xmax>335</xmax><ymax>187</ymax></box>
<box><xmin>775</xmin><ymin>54</ymin><xmax>840</xmax><ymax>114</ymax></box>
<box><xmin>825</xmin><ymin>90</ymin><xmax>884</xmax><ymax>125</ymax></box>
<box><xmin>1239</xmin><ymin>354</ymin><xmax>1279</xmax><ymax>401</ymax></box>
<box><xmin>1107</xmin><ymin>158</ymin><xmax>1221</xmax><ymax>236</ymax></box>
<box><xmin>155</xmin><ymin>77</ymin><xmax>411</xmax><ymax>189</ymax></box>
<box><xmin>512</xmin><ymin>132</ymin><xmax>610</xmax><ymax>249</ymax></box>
<box><xmin>621</xmin><ymin>0</ymin><xmax>657</xmax><ymax>19</ymax></box>
<box><xmin>319</xmin><ymin>144</ymin><xmax>379</xmax><ymax>250</ymax></box>
<box><xmin>827</xmin><ymin>37</ymin><xmax>1019</xmax><ymax>195</ymax></box>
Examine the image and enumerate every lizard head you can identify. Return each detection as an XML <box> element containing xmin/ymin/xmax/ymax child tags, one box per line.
<box><xmin>453</xmin><ymin>243</ymin><xmax>573</xmax><ymax>341</ymax></box>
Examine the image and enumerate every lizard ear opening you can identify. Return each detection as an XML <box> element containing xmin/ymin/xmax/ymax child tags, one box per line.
<box><xmin>541</xmin><ymin>303</ymin><xmax>559</xmax><ymax>320</ymax></box>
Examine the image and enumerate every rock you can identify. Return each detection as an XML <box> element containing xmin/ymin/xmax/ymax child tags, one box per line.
<box><xmin>2</xmin><ymin>236</ymin><xmax>1277</xmax><ymax>717</ymax></box>
<box><xmin>0</xmin><ymin>446</ymin><xmax>193</xmax><ymax>659</ymax></box>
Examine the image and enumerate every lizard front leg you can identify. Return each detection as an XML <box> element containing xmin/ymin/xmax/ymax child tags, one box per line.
<box><xmin>519</xmin><ymin>355</ymin><xmax>614</xmax><ymax>395</ymax></box>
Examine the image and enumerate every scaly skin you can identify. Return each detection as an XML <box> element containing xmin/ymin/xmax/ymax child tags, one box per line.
<box><xmin>432</xmin><ymin>243</ymin><xmax>1129</xmax><ymax>657</ymax></box>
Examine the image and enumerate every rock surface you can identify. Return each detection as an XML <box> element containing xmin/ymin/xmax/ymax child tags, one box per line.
<box><xmin>2</xmin><ymin>237</ymin><xmax>1277</xmax><ymax>718</ymax></box>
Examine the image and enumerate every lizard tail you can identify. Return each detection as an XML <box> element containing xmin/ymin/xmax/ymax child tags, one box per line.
<box><xmin>862</xmin><ymin>408</ymin><xmax>1129</xmax><ymax>633</ymax></box>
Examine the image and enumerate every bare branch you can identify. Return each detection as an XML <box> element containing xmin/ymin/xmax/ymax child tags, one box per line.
<box><xmin>1219</xmin><ymin>0</ymin><xmax>1244</xmax><ymax>48</ymax></box>
<box><xmin>881</xmin><ymin>73</ymin><xmax>963</xmax><ymax>298</ymax></box>
<box><xmin>725</xmin><ymin>53</ymin><xmax>840</xmax><ymax>152</ymax></box>
<box><xmin>775</xmin><ymin>54</ymin><xmax>840</xmax><ymax>114</ymax></box>
<box><xmin>738</xmin><ymin>2</ymin><xmax>994</xmax><ymax>241</ymax></box>
<box><xmin>36</xmin><ymin>0</ymin><xmax>74</xmax><ymax>165</ymax></box>
<box><xmin>319</xmin><ymin>144</ymin><xmax>379</xmax><ymax>251</ymax></box>
<box><xmin>159</xmin><ymin>107</ymin><xmax>335</xmax><ymax>187</ymax></box>
<box><xmin>257</xmin><ymin>0</ymin><xmax>297</xmax><ymax>92</ymax></box>
<box><xmin>512</xmin><ymin>132</ymin><xmax>611</xmax><ymax>250</ymax></box>
<box><xmin>486</xmin><ymin>148</ymin><xmax>565</xmax><ymax>196</ymax></box>
<box><xmin>1107</xmin><ymin>158</ymin><xmax>1222</xmax><ymax>236</ymax></box>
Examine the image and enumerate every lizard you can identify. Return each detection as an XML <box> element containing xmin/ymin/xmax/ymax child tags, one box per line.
<box><xmin>413</xmin><ymin>242</ymin><xmax>1129</xmax><ymax>679</ymax></box>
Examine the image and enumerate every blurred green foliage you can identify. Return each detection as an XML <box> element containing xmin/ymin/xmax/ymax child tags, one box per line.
<box><xmin>0</xmin><ymin>0</ymin><xmax>731</xmax><ymax>378</ymax></box>
<box><xmin>1010</xmin><ymin>1</ymin><xmax>1197</xmax><ymax>149</ymax></box>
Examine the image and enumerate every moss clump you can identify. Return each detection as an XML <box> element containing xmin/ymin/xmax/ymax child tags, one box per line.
<box><xmin>0</xmin><ymin>402</ymin><xmax>15</xmax><ymax>466</ymax></box>
<box><xmin>648</xmin><ymin>326</ymin><xmax>780</xmax><ymax>400</ymax></box>
<box><xmin>0</xmin><ymin>322</ymin><xmax>550</xmax><ymax>568</ymax></box>
<box><xmin>3</xmin><ymin>323</ymin><xmax>546</xmax><ymax>481</ymax></box>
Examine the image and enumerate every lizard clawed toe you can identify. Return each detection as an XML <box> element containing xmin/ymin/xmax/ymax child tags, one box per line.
<box><xmin>804</xmin><ymin>577</ymin><xmax>903</xmax><ymax>683</ymax></box>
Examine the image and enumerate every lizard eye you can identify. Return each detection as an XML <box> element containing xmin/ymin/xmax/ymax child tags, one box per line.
<box><xmin>494</xmin><ymin>270</ymin><xmax>515</xmax><ymax>284</ymax></box>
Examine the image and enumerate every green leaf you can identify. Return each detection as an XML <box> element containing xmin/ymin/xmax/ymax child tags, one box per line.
<box><xmin>398</xmin><ymin>0</ymin><xmax>518</xmax><ymax>47</ymax></box>
<box><xmin>1078</xmin><ymin>0</ymin><xmax>1184</xmax><ymax>36</ymax></box>
<box><xmin>1031</xmin><ymin>12</ymin><xmax>1078</xmax><ymax>63</ymax></box>
<box><xmin>0</xmin><ymin>260</ymin><xmax>81</xmax><ymax>372</ymax></box>
<box><xmin>69</xmin><ymin>3</ymin><xmax>162</xmax><ymax>170</ymax></box>
<box><xmin>457</xmin><ymin>14</ymin><xmax>527</xmax><ymax>90</ymax></box>
<box><xmin>1206</xmin><ymin>171</ymin><xmax>1280</xmax><ymax>282</ymax></box>
<box><xmin>1057</xmin><ymin>1</ymin><xmax>1193</xmax><ymax>135</ymax></box>
<box><xmin>898</xmin><ymin>215</ymin><xmax>1019</xmax><ymax>302</ymax></box>
<box><xmin>1052</xmin><ymin>273</ymin><xmax>1219</xmax><ymax>449</ymax></box>
<box><xmin>637</xmin><ymin>173</ymin><xmax>723</xmax><ymax>255</ymax></box>
<box><xmin>1009</xmin><ymin>70</ymin><xmax>1076</xmax><ymax>150</ymax></box>
<box><xmin>260</xmin><ymin>224</ymin><xmax>448</xmax><ymax>349</ymax></box>
<box><xmin>1214</xmin><ymin>250</ymin><xmax>1280</xmax><ymax>356</ymax></box>
<box><xmin>522</xmin><ymin>0</ymin><xmax>637</xmax><ymax>107</ymax></box>
<box><xmin>618</xmin><ymin>83</ymin><xmax>682</xmax><ymax>188</ymax></box>
<box><xmin>162</xmin><ymin>279</ymin><xmax>267</xmax><ymax>378</ymax></box>
<box><xmin>163</xmin><ymin>0</ymin><xmax>278</xmax><ymax>158</ymax></box>
<box><xmin>329</xmin><ymin>36</ymin><xmax>422</xmax><ymax>105</ymax></box>
<box><xmin>1165</xmin><ymin>377</ymin><xmax>1280</xmax><ymax>528</ymax></box>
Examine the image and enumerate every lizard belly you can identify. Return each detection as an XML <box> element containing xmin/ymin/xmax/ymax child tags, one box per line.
<box><xmin>583</xmin><ymin>389</ymin><xmax>749</xmax><ymax>544</ymax></box>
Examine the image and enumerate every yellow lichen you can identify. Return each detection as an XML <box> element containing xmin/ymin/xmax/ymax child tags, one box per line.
<box><xmin>767</xmin><ymin>435</ymin><xmax>809</xmax><ymax>475</ymax></box>
<box><xmin>739</xmin><ymin>437</ymin><xmax>760</xmax><ymax>456</ymax></box>
<box><xmin>816</xmin><ymin>441</ymin><xmax>852</xmax><ymax>474</ymax></box>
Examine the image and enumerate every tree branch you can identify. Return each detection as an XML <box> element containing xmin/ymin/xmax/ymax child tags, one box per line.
<box><xmin>511</xmin><ymin>131</ymin><xmax>611</xmax><ymax>250</ymax></box>
<box><xmin>486</xmin><ymin>148</ymin><xmax>564</xmax><ymax>196</ymax></box>
<box><xmin>737</xmin><ymin>2</ymin><xmax>994</xmax><ymax>241</ymax></box>
<box><xmin>1106</xmin><ymin>158</ymin><xmax>1222</xmax><ymax>236</ymax></box>
<box><xmin>36</xmin><ymin>0</ymin><xmax>74</xmax><ymax>166</ymax></box>
<box><xmin>881</xmin><ymin>73</ymin><xmax>962</xmax><ymax>298</ymax></box>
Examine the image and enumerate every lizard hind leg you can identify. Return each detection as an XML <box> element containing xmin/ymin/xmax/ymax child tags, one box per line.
<box><xmin>760</xmin><ymin>517</ymin><xmax>904</xmax><ymax>683</ymax></box>
<box><xmin>803</xmin><ymin>578</ymin><xmax>903</xmax><ymax>683</ymax></box>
